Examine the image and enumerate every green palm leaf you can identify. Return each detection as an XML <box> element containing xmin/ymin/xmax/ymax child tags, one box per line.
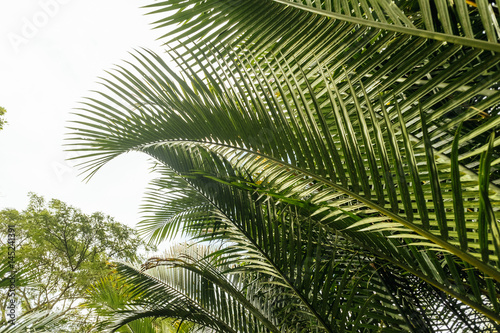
<box><xmin>145</xmin><ymin>0</ymin><xmax>500</xmax><ymax>53</ymax></box>
<box><xmin>0</xmin><ymin>311</ymin><xmax>62</xmax><ymax>333</ymax></box>
<box><xmin>91</xmin><ymin>245</ymin><xmax>282</xmax><ymax>332</ymax></box>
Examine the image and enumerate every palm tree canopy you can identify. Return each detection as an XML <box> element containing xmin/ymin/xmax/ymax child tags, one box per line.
<box><xmin>70</xmin><ymin>0</ymin><xmax>500</xmax><ymax>331</ymax></box>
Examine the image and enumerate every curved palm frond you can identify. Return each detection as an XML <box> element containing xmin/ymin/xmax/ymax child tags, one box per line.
<box><xmin>139</xmin><ymin>166</ymin><xmax>218</xmax><ymax>244</ymax></box>
<box><xmin>91</xmin><ymin>251</ymin><xmax>280</xmax><ymax>332</ymax></box>
<box><xmin>86</xmin><ymin>273</ymin><xmax>192</xmax><ymax>333</ymax></box>
<box><xmin>143</xmin><ymin>0</ymin><xmax>500</xmax><ymax>173</ymax></box>
<box><xmin>145</xmin><ymin>0</ymin><xmax>500</xmax><ymax>53</ymax></box>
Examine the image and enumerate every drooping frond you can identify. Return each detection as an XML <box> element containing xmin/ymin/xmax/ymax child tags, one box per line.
<box><xmin>0</xmin><ymin>311</ymin><xmax>62</xmax><ymax>333</ymax></box>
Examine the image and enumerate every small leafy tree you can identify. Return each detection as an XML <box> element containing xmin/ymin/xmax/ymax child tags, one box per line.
<box><xmin>0</xmin><ymin>194</ymin><xmax>151</xmax><ymax>332</ymax></box>
<box><xmin>0</xmin><ymin>106</ymin><xmax>6</xmax><ymax>131</ymax></box>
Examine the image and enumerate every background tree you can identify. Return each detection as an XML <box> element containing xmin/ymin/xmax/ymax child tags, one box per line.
<box><xmin>0</xmin><ymin>106</ymin><xmax>6</xmax><ymax>131</ymax></box>
<box><xmin>0</xmin><ymin>193</ymin><xmax>151</xmax><ymax>332</ymax></box>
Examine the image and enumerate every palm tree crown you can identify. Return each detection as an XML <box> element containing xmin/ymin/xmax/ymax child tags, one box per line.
<box><xmin>70</xmin><ymin>0</ymin><xmax>500</xmax><ymax>331</ymax></box>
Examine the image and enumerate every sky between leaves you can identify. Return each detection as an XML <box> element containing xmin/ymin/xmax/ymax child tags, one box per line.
<box><xmin>0</xmin><ymin>0</ymin><xmax>167</xmax><ymax>228</ymax></box>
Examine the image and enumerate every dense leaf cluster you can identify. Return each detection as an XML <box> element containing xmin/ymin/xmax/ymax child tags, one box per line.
<box><xmin>0</xmin><ymin>194</ymin><xmax>149</xmax><ymax>332</ymax></box>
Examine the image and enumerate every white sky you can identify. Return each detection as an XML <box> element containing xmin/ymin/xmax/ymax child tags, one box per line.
<box><xmin>0</xmin><ymin>0</ymin><xmax>169</xmax><ymax>228</ymax></box>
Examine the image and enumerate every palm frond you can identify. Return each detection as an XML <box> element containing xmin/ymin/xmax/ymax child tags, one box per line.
<box><xmin>145</xmin><ymin>0</ymin><xmax>500</xmax><ymax>53</ymax></box>
<box><xmin>96</xmin><ymin>258</ymin><xmax>278</xmax><ymax>332</ymax></box>
<box><xmin>0</xmin><ymin>311</ymin><xmax>62</xmax><ymax>333</ymax></box>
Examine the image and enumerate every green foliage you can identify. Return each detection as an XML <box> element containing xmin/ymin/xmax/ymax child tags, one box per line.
<box><xmin>87</xmin><ymin>259</ymin><xmax>197</xmax><ymax>333</ymax></box>
<box><xmin>70</xmin><ymin>0</ymin><xmax>500</xmax><ymax>331</ymax></box>
<box><xmin>0</xmin><ymin>106</ymin><xmax>6</xmax><ymax>131</ymax></box>
<box><xmin>0</xmin><ymin>193</ymin><xmax>151</xmax><ymax>332</ymax></box>
<box><xmin>0</xmin><ymin>311</ymin><xmax>62</xmax><ymax>333</ymax></box>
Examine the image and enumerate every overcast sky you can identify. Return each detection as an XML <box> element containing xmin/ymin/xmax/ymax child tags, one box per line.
<box><xmin>0</xmin><ymin>0</ymin><xmax>168</xmax><ymax>228</ymax></box>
